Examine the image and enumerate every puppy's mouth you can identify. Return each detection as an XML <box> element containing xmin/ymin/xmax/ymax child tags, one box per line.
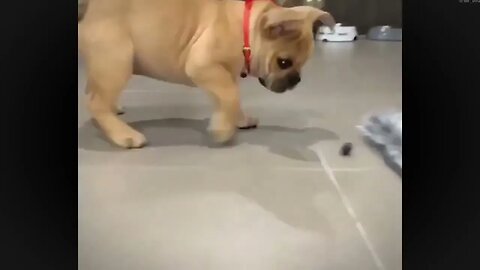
<box><xmin>258</xmin><ymin>77</ymin><xmax>288</xmax><ymax>94</ymax></box>
<box><xmin>259</xmin><ymin>73</ymin><xmax>301</xmax><ymax>94</ymax></box>
<box><xmin>258</xmin><ymin>77</ymin><xmax>267</xmax><ymax>88</ymax></box>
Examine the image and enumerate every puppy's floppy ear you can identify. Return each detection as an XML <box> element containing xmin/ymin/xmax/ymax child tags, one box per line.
<box><xmin>260</xmin><ymin>7</ymin><xmax>335</xmax><ymax>40</ymax></box>
<box><xmin>260</xmin><ymin>8</ymin><xmax>306</xmax><ymax>40</ymax></box>
<box><xmin>289</xmin><ymin>6</ymin><xmax>336</xmax><ymax>32</ymax></box>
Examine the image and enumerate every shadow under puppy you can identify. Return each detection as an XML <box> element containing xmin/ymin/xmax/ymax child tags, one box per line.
<box><xmin>78</xmin><ymin>0</ymin><xmax>335</xmax><ymax>148</ymax></box>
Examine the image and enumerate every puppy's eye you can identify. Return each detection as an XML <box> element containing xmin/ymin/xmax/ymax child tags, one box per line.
<box><xmin>277</xmin><ymin>58</ymin><xmax>293</xmax><ymax>70</ymax></box>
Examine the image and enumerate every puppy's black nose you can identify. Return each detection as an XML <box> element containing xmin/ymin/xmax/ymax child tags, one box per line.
<box><xmin>288</xmin><ymin>73</ymin><xmax>301</xmax><ymax>87</ymax></box>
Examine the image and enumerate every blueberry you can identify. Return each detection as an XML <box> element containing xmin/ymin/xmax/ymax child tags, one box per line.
<box><xmin>340</xmin><ymin>142</ymin><xmax>353</xmax><ymax>156</ymax></box>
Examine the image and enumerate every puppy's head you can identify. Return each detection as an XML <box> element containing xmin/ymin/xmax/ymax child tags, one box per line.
<box><xmin>254</xmin><ymin>6</ymin><xmax>335</xmax><ymax>93</ymax></box>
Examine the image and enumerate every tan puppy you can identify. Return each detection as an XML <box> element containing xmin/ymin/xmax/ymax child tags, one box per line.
<box><xmin>78</xmin><ymin>0</ymin><xmax>335</xmax><ymax>148</ymax></box>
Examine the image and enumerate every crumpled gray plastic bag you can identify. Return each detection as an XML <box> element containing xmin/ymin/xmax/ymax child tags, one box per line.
<box><xmin>358</xmin><ymin>111</ymin><xmax>402</xmax><ymax>176</ymax></box>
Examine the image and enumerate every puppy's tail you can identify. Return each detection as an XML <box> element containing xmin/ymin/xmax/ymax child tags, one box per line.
<box><xmin>78</xmin><ymin>0</ymin><xmax>89</xmax><ymax>22</ymax></box>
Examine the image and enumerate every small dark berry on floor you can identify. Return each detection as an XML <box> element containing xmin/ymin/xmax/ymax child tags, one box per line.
<box><xmin>340</xmin><ymin>142</ymin><xmax>353</xmax><ymax>156</ymax></box>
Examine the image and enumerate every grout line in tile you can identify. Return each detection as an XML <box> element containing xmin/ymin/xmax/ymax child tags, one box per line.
<box><xmin>311</xmin><ymin>144</ymin><xmax>386</xmax><ymax>270</ymax></box>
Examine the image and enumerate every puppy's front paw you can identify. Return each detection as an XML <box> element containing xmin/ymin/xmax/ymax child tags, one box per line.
<box><xmin>109</xmin><ymin>128</ymin><xmax>147</xmax><ymax>149</ymax></box>
<box><xmin>208</xmin><ymin>113</ymin><xmax>236</xmax><ymax>144</ymax></box>
<box><xmin>116</xmin><ymin>105</ymin><xmax>125</xmax><ymax>115</ymax></box>
<box><xmin>237</xmin><ymin>116</ymin><xmax>259</xmax><ymax>130</ymax></box>
<box><xmin>210</xmin><ymin>127</ymin><xmax>236</xmax><ymax>144</ymax></box>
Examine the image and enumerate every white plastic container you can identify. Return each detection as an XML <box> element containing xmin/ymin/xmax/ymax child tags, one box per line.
<box><xmin>316</xmin><ymin>23</ymin><xmax>358</xmax><ymax>42</ymax></box>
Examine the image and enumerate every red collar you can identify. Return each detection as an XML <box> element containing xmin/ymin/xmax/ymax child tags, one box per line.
<box><xmin>241</xmin><ymin>0</ymin><xmax>276</xmax><ymax>78</ymax></box>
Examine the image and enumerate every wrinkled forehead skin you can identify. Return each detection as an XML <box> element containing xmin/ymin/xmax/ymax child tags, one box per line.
<box><xmin>253</xmin><ymin>4</ymin><xmax>335</xmax><ymax>77</ymax></box>
<box><xmin>264</xmin><ymin>28</ymin><xmax>315</xmax><ymax>75</ymax></box>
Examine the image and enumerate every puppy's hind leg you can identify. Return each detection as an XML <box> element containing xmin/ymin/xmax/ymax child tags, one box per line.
<box><xmin>83</xmin><ymin>34</ymin><xmax>146</xmax><ymax>148</ymax></box>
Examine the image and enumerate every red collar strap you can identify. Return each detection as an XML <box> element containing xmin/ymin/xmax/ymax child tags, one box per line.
<box><xmin>241</xmin><ymin>0</ymin><xmax>277</xmax><ymax>78</ymax></box>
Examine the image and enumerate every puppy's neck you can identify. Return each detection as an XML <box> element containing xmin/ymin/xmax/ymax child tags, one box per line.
<box><xmin>225</xmin><ymin>0</ymin><xmax>276</xmax><ymax>78</ymax></box>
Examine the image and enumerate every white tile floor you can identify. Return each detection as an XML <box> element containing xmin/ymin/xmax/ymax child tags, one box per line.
<box><xmin>78</xmin><ymin>40</ymin><xmax>402</xmax><ymax>270</ymax></box>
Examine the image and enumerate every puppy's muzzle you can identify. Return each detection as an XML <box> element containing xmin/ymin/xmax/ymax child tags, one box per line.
<box><xmin>260</xmin><ymin>72</ymin><xmax>301</xmax><ymax>94</ymax></box>
<box><xmin>287</xmin><ymin>72</ymin><xmax>301</xmax><ymax>88</ymax></box>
